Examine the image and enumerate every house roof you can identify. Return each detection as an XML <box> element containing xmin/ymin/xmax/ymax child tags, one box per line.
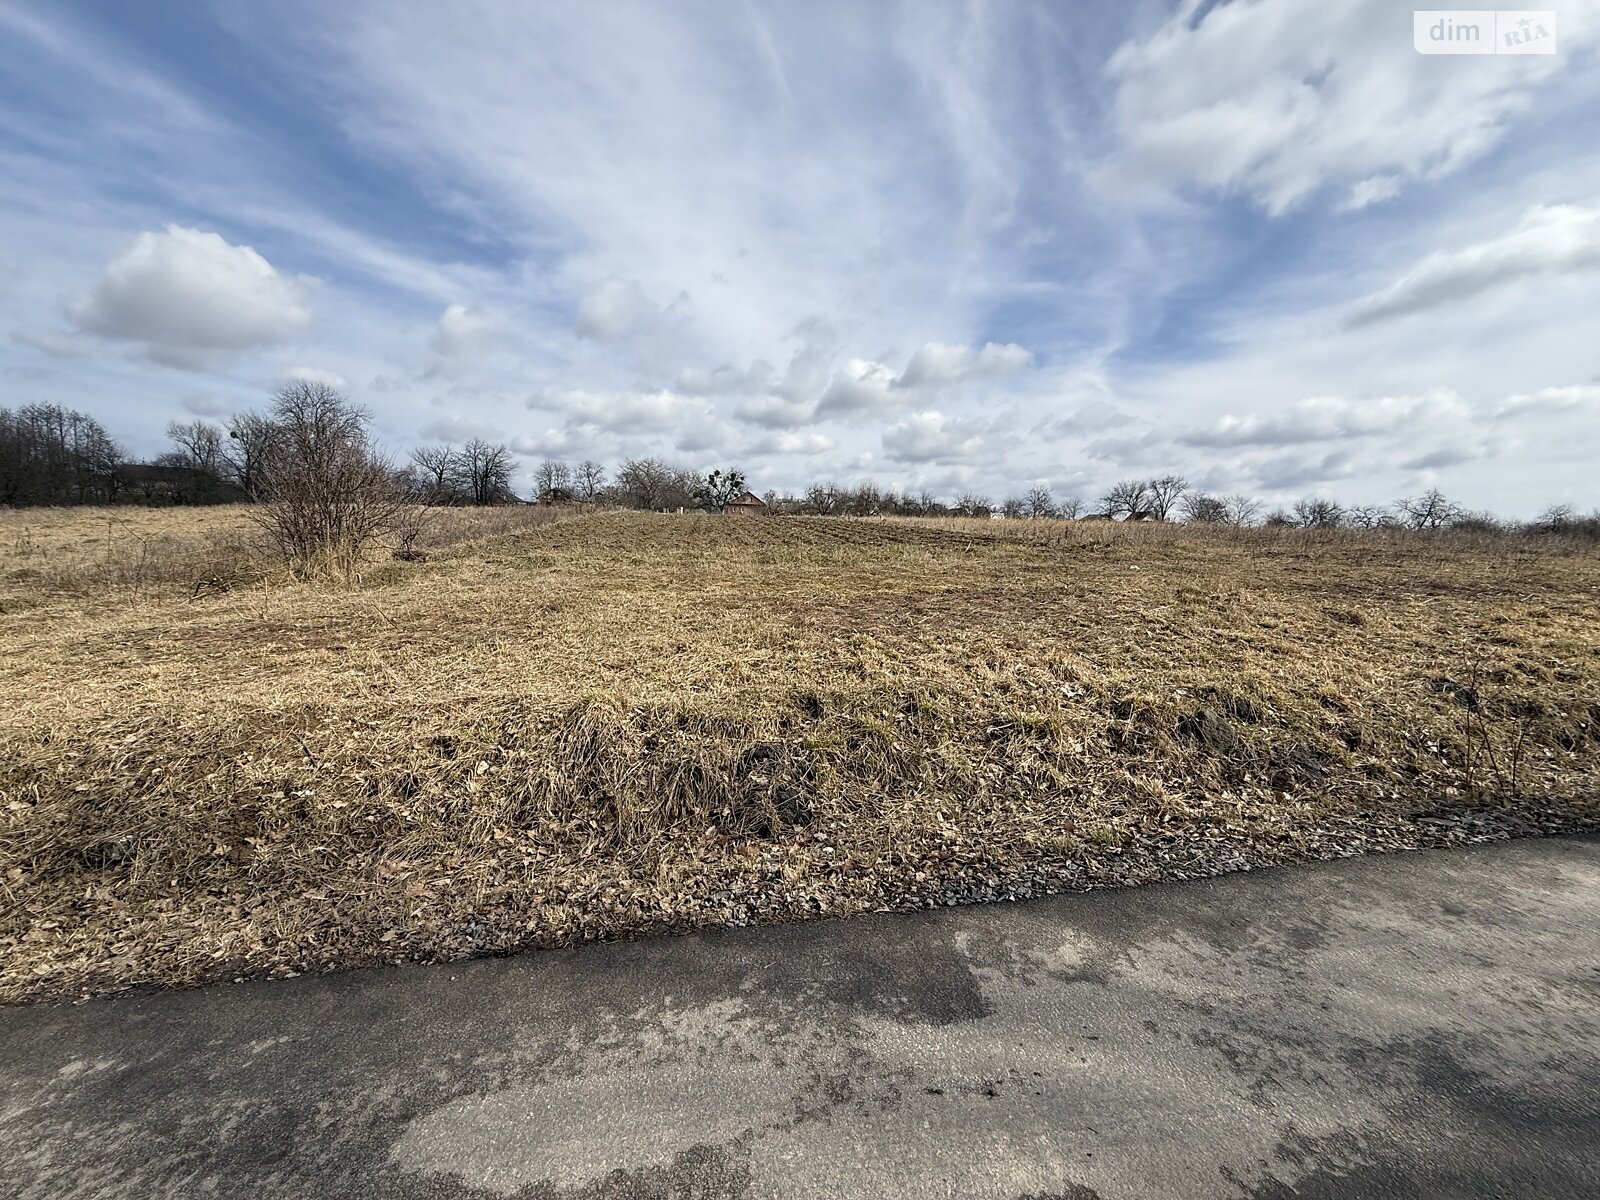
<box><xmin>726</xmin><ymin>491</ymin><xmax>766</xmax><ymax>506</ymax></box>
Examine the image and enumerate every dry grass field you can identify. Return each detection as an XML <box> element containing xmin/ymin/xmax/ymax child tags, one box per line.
<box><xmin>3</xmin><ymin>505</ymin><xmax>1598</xmax><ymax>1002</ymax></box>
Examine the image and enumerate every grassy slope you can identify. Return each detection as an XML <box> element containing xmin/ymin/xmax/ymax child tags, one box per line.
<box><xmin>3</xmin><ymin>508</ymin><xmax>1598</xmax><ymax>1001</ymax></box>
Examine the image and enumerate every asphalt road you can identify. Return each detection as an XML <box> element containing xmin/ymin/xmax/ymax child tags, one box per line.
<box><xmin>2</xmin><ymin>835</ymin><xmax>1597</xmax><ymax>1199</ymax></box>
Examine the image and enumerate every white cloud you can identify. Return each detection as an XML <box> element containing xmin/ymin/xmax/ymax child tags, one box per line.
<box><xmin>431</xmin><ymin>303</ymin><xmax>497</xmax><ymax>358</ymax></box>
<box><xmin>69</xmin><ymin>226</ymin><xmax>310</xmax><ymax>368</ymax></box>
<box><xmin>1177</xmin><ymin>392</ymin><xmax>1470</xmax><ymax>448</ymax></box>
<box><xmin>1347</xmin><ymin>204</ymin><xmax>1600</xmax><ymax>326</ymax></box>
<box><xmin>281</xmin><ymin>365</ymin><xmax>348</xmax><ymax>390</ymax></box>
<box><xmin>1105</xmin><ymin>0</ymin><xmax>1600</xmax><ymax>213</ymax></box>
<box><xmin>575</xmin><ymin>278</ymin><xmax>655</xmax><ymax>340</ymax></box>
<box><xmin>817</xmin><ymin>358</ymin><xmax>900</xmax><ymax>417</ymax></box>
<box><xmin>749</xmin><ymin>430</ymin><xmax>834</xmax><ymax>456</ymax></box>
<box><xmin>895</xmin><ymin>340</ymin><xmax>1033</xmax><ymax>388</ymax></box>
<box><xmin>1491</xmin><ymin>384</ymin><xmax>1600</xmax><ymax>419</ymax></box>
<box><xmin>881</xmin><ymin>410</ymin><xmax>992</xmax><ymax>464</ymax></box>
<box><xmin>562</xmin><ymin>388</ymin><xmax>704</xmax><ymax>433</ymax></box>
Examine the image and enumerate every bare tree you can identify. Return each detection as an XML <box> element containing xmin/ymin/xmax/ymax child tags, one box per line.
<box><xmin>847</xmin><ymin>480</ymin><xmax>882</xmax><ymax>517</ymax></box>
<box><xmin>252</xmin><ymin>382</ymin><xmax>405</xmax><ymax>580</ymax></box>
<box><xmin>225</xmin><ymin>413</ymin><xmax>279</xmax><ymax>498</ymax></box>
<box><xmin>954</xmin><ymin>491</ymin><xmax>990</xmax><ymax>517</ymax></box>
<box><xmin>0</xmin><ymin>404</ymin><xmax>121</xmax><ymax>504</ymax></box>
<box><xmin>1146</xmin><ymin>474</ymin><xmax>1188</xmax><ymax>520</ymax></box>
<box><xmin>1345</xmin><ymin>504</ymin><xmax>1389</xmax><ymax>529</ymax></box>
<box><xmin>1180</xmin><ymin>492</ymin><xmax>1228</xmax><ymax>523</ymax></box>
<box><xmin>534</xmin><ymin>459</ymin><xmax>573</xmax><ymax>497</ymax></box>
<box><xmin>576</xmin><ymin>459</ymin><xmax>605</xmax><ymax>501</ymax></box>
<box><xmin>802</xmin><ymin>481</ymin><xmax>840</xmax><ymax>515</ymax></box>
<box><xmin>1292</xmin><ymin>497</ymin><xmax>1345</xmax><ymax>528</ymax></box>
<box><xmin>1394</xmin><ymin>488</ymin><xmax>1463</xmax><ymax>530</ymax></box>
<box><xmin>1098</xmin><ymin>479</ymin><xmax>1150</xmax><ymax>519</ymax></box>
<box><xmin>1024</xmin><ymin>484</ymin><xmax>1055</xmax><ymax>518</ymax></box>
<box><xmin>615</xmin><ymin>457</ymin><xmax>697</xmax><ymax>510</ymax></box>
<box><xmin>1056</xmin><ymin>495</ymin><xmax>1084</xmax><ymax>520</ymax></box>
<box><xmin>453</xmin><ymin>439</ymin><xmax>518</xmax><ymax>505</ymax></box>
<box><xmin>166</xmin><ymin>420</ymin><xmax>226</xmax><ymax>476</ymax></box>
<box><xmin>1222</xmin><ymin>495</ymin><xmax>1261</xmax><ymax>527</ymax></box>
<box><xmin>408</xmin><ymin>444</ymin><xmax>458</xmax><ymax>501</ymax></box>
<box><xmin>1001</xmin><ymin>497</ymin><xmax>1025</xmax><ymax>519</ymax></box>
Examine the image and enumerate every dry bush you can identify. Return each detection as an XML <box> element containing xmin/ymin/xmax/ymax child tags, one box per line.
<box><xmin>2</xmin><ymin>510</ymin><xmax>1597</xmax><ymax>1001</ymax></box>
<box><xmin>250</xmin><ymin>381</ymin><xmax>407</xmax><ymax>581</ymax></box>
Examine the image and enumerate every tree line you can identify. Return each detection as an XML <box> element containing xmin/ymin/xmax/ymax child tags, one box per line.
<box><xmin>2</xmin><ymin>400</ymin><xmax>1592</xmax><ymax>538</ymax></box>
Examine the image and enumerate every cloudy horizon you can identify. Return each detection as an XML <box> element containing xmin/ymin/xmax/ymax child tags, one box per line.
<box><xmin>3</xmin><ymin>0</ymin><xmax>1599</xmax><ymax>516</ymax></box>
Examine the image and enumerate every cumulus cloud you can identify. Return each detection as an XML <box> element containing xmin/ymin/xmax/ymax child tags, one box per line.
<box><xmin>895</xmin><ymin>341</ymin><xmax>1033</xmax><ymax>388</ymax></box>
<box><xmin>817</xmin><ymin>358</ymin><xmax>899</xmax><ymax>417</ymax></box>
<box><xmin>575</xmin><ymin>278</ymin><xmax>655</xmax><ymax>340</ymax></box>
<box><xmin>1105</xmin><ymin>0</ymin><xmax>1599</xmax><ymax>213</ymax></box>
<box><xmin>70</xmin><ymin>225</ymin><xmax>309</xmax><ymax>368</ymax></box>
<box><xmin>1347</xmin><ymin>205</ymin><xmax>1600</xmax><ymax>326</ymax></box>
<box><xmin>432</xmin><ymin>304</ymin><xmax>497</xmax><ymax>358</ymax></box>
<box><xmin>881</xmin><ymin>411</ymin><xmax>994</xmax><ymax>464</ymax></box>
<box><xmin>562</xmin><ymin>388</ymin><xmax>705</xmax><ymax>433</ymax></box>
<box><xmin>1177</xmin><ymin>392</ymin><xmax>1470</xmax><ymax>448</ymax></box>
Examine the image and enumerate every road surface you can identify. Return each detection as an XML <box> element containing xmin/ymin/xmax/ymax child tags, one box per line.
<box><xmin>2</xmin><ymin>835</ymin><xmax>1597</xmax><ymax>1199</ymax></box>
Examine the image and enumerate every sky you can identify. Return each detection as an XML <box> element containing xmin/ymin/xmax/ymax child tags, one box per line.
<box><xmin>2</xmin><ymin>0</ymin><xmax>1598</xmax><ymax>515</ymax></box>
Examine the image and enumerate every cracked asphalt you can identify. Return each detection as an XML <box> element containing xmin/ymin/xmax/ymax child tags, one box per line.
<box><xmin>2</xmin><ymin>834</ymin><xmax>1597</xmax><ymax>1199</ymax></box>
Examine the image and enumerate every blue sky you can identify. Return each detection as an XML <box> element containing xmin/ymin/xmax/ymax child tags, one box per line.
<box><xmin>2</xmin><ymin>0</ymin><xmax>1598</xmax><ymax>513</ymax></box>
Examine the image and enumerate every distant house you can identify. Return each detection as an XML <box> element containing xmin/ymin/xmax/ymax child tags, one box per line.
<box><xmin>1079</xmin><ymin>513</ymin><xmax>1114</xmax><ymax>522</ymax></box>
<box><xmin>723</xmin><ymin>490</ymin><xmax>769</xmax><ymax>517</ymax></box>
<box><xmin>535</xmin><ymin>487</ymin><xmax>584</xmax><ymax>508</ymax></box>
<box><xmin>1126</xmin><ymin>509</ymin><xmax>1160</xmax><ymax>522</ymax></box>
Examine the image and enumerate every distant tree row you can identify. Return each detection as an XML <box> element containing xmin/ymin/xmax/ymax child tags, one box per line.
<box><xmin>4</xmin><ymin>403</ymin><xmax>1594</xmax><ymax>542</ymax></box>
<box><xmin>0</xmin><ymin>404</ymin><xmax>121</xmax><ymax>505</ymax></box>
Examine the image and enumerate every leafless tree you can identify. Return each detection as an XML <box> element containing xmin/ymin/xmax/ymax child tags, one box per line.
<box><xmin>408</xmin><ymin>444</ymin><xmax>458</xmax><ymax>501</ymax></box>
<box><xmin>225</xmin><ymin>413</ymin><xmax>279</xmax><ymax>498</ymax></box>
<box><xmin>0</xmin><ymin>403</ymin><xmax>121</xmax><ymax>504</ymax></box>
<box><xmin>251</xmin><ymin>381</ymin><xmax>405</xmax><ymax>580</ymax></box>
<box><xmin>1345</xmin><ymin>504</ymin><xmax>1389</xmax><ymax>529</ymax></box>
<box><xmin>1394</xmin><ymin>488</ymin><xmax>1463</xmax><ymax>530</ymax></box>
<box><xmin>576</xmin><ymin>459</ymin><xmax>606</xmax><ymax>501</ymax></box>
<box><xmin>616</xmin><ymin>457</ymin><xmax>697</xmax><ymax>510</ymax></box>
<box><xmin>1222</xmin><ymin>495</ymin><xmax>1261</xmax><ymax>527</ymax></box>
<box><xmin>1057</xmin><ymin>495</ymin><xmax>1084</xmax><ymax>520</ymax></box>
<box><xmin>954</xmin><ymin>491</ymin><xmax>990</xmax><ymax>518</ymax></box>
<box><xmin>1024</xmin><ymin>484</ymin><xmax>1055</xmax><ymax>518</ymax></box>
<box><xmin>453</xmin><ymin>438</ymin><xmax>518</xmax><ymax>505</ymax></box>
<box><xmin>165</xmin><ymin>420</ymin><xmax>226</xmax><ymax>478</ymax></box>
<box><xmin>1293</xmin><ymin>497</ymin><xmax>1345</xmax><ymax>528</ymax></box>
<box><xmin>847</xmin><ymin>480</ymin><xmax>883</xmax><ymax>517</ymax></box>
<box><xmin>1180</xmin><ymin>492</ymin><xmax>1228</xmax><ymax>523</ymax></box>
<box><xmin>1002</xmin><ymin>497</ymin><xmax>1025</xmax><ymax>519</ymax></box>
<box><xmin>1146</xmin><ymin>474</ymin><xmax>1188</xmax><ymax>520</ymax></box>
<box><xmin>803</xmin><ymin>481</ymin><xmax>840</xmax><ymax>515</ymax></box>
<box><xmin>534</xmin><ymin>459</ymin><xmax>573</xmax><ymax>497</ymax></box>
<box><xmin>1098</xmin><ymin>478</ymin><xmax>1150</xmax><ymax>519</ymax></box>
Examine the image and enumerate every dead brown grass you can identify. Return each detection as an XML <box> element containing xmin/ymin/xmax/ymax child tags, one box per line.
<box><xmin>3</xmin><ymin>508</ymin><xmax>1598</xmax><ymax>1002</ymax></box>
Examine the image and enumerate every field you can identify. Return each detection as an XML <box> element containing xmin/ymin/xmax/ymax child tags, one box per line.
<box><xmin>3</xmin><ymin>505</ymin><xmax>1598</xmax><ymax>1002</ymax></box>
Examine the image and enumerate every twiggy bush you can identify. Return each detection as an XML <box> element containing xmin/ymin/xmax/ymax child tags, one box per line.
<box><xmin>251</xmin><ymin>382</ymin><xmax>405</xmax><ymax>581</ymax></box>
